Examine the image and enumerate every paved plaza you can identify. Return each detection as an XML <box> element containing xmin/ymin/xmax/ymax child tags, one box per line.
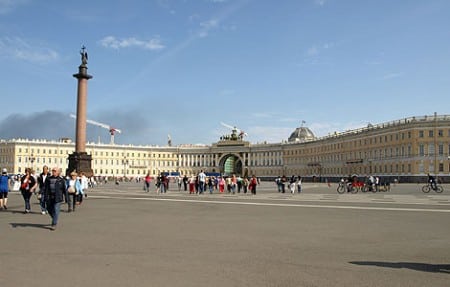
<box><xmin>1</xmin><ymin>181</ymin><xmax>449</xmax><ymax>287</ymax></box>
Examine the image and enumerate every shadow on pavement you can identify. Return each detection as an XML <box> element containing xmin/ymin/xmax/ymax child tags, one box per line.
<box><xmin>10</xmin><ymin>223</ymin><xmax>52</xmax><ymax>230</ymax></box>
<box><xmin>349</xmin><ymin>261</ymin><xmax>450</xmax><ymax>274</ymax></box>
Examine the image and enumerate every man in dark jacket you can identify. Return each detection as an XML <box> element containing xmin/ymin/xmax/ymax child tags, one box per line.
<box><xmin>44</xmin><ymin>167</ymin><xmax>66</xmax><ymax>230</ymax></box>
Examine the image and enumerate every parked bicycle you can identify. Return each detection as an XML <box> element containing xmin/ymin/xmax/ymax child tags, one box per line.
<box><xmin>422</xmin><ymin>183</ymin><xmax>443</xmax><ymax>193</ymax></box>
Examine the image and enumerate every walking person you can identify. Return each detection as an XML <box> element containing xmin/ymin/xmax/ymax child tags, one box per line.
<box><xmin>275</xmin><ymin>176</ymin><xmax>282</xmax><ymax>192</ymax></box>
<box><xmin>80</xmin><ymin>172</ymin><xmax>89</xmax><ymax>200</ymax></box>
<box><xmin>230</xmin><ymin>174</ymin><xmax>237</xmax><ymax>194</ymax></box>
<box><xmin>237</xmin><ymin>176</ymin><xmax>243</xmax><ymax>193</ymax></box>
<box><xmin>226</xmin><ymin>176</ymin><xmax>232</xmax><ymax>193</ymax></box>
<box><xmin>249</xmin><ymin>175</ymin><xmax>258</xmax><ymax>195</ymax></box>
<box><xmin>188</xmin><ymin>175</ymin><xmax>196</xmax><ymax>194</ymax></box>
<box><xmin>198</xmin><ymin>170</ymin><xmax>206</xmax><ymax>194</ymax></box>
<box><xmin>243</xmin><ymin>177</ymin><xmax>249</xmax><ymax>194</ymax></box>
<box><xmin>144</xmin><ymin>172</ymin><xmax>152</xmax><ymax>192</ymax></box>
<box><xmin>37</xmin><ymin>165</ymin><xmax>50</xmax><ymax>214</ymax></box>
<box><xmin>155</xmin><ymin>174</ymin><xmax>162</xmax><ymax>193</ymax></box>
<box><xmin>289</xmin><ymin>175</ymin><xmax>296</xmax><ymax>194</ymax></box>
<box><xmin>218</xmin><ymin>177</ymin><xmax>225</xmax><ymax>193</ymax></box>
<box><xmin>297</xmin><ymin>176</ymin><xmax>302</xmax><ymax>193</ymax></box>
<box><xmin>159</xmin><ymin>173</ymin><xmax>167</xmax><ymax>193</ymax></box>
<box><xmin>44</xmin><ymin>167</ymin><xmax>66</xmax><ymax>230</ymax></box>
<box><xmin>207</xmin><ymin>177</ymin><xmax>214</xmax><ymax>194</ymax></box>
<box><xmin>182</xmin><ymin>175</ymin><xmax>189</xmax><ymax>191</ymax></box>
<box><xmin>0</xmin><ymin>168</ymin><xmax>10</xmax><ymax>210</ymax></box>
<box><xmin>20</xmin><ymin>168</ymin><xmax>37</xmax><ymax>213</ymax></box>
<box><xmin>66</xmin><ymin>171</ymin><xmax>83</xmax><ymax>212</ymax></box>
<box><xmin>177</xmin><ymin>176</ymin><xmax>182</xmax><ymax>191</ymax></box>
<box><xmin>280</xmin><ymin>175</ymin><xmax>286</xmax><ymax>193</ymax></box>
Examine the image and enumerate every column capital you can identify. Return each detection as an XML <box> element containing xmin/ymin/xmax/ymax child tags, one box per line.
<box><xmin>73</xmin><ymin>66</ymin><xmax>93</xmax><ymax>80</ymax></box>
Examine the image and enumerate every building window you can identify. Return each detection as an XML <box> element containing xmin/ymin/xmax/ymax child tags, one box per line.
<box><xmin>419</xmin><ymin>144</ymin><xmax>425</xmax><ymax>156</ymax></box>
<box><xmin>438</xmin><ymin>130</ymin><xmax>443</xmax><ymax>137</ymax></box>
<box><xmin>438</xmin><ymin>144</ymin><xmax>444</xmax><ymax>156</ymax></box>
<box><xmin>428</xmin><ymin>144</ymin><xmax>435</xmax><ymax>156</ymax></box>
<box><xmin>429</xmin><ymin>130</ymin><xmax>434</xmax><ymax>137</ymax></box>
<box><xmin>439</xmin><ymin>163</ymin><xmax>444</xmax><ymax>172</ymax></box>
<box><xmin>419</xmin><ymin>131</ymin><xmax>424</xmax><ymax>138</ymax></box>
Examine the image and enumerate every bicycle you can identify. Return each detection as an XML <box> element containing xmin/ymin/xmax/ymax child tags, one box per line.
<box><xmin>422</xmin><ymin>183</ymin><xmax>443</xmax><ymax>193</ymax></box>
<box><xmin>337</xmin><ymin>182</ymin><xmax>358</xmax><ymax>194</ymax></box>
<box><xmin>362</xmin><ymin>183</ymin><xmax>377</xmax><ymax>193</ymax></box>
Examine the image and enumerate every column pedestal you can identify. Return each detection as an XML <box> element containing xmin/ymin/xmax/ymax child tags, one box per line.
<box><xmin>67</xmin><ymin>152</ymin><xmax>93</xmax><ymax>177</ymax></box>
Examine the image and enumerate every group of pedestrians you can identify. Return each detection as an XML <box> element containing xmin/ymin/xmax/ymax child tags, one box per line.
<box><xmin>185</xmin><ymin>171</ymin><xmax>259</xmax><ymax>195</ymax></box>
<box><xmin>1</xmin><ymin>165</ymin><xmax>89</xmax><ymax>231</ymax></box>
<box><xmin>275</xmin><ymin>175</ymin><xmax>303</xmax><ymax>194</ymax></box>
<box><xmin>145</xmin><ymin>171</ymin><xmax>260</xmax><ymax>195</ymax></box>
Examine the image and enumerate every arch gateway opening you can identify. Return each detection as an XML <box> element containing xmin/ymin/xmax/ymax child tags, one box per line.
<box><xmin>219</xmin><ymin>154</ymin><xmax>243</xmax><ymax>176</ymax></box>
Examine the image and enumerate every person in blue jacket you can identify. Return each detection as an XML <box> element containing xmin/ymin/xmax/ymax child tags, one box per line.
<box><xmin>0</xmin><ymin>168</ymin><xmax>10</xmax><ymax>210</ymax></box>
<box><xmin>66</xmin><ymin>171</ymin><xmax>83</xmax><ymax>212</ymax></box>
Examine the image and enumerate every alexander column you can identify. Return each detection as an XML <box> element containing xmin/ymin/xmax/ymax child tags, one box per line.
<box><xmin>67</xmin><ymin>46</ymin><xmax>93</xmax><ymax>177</ymax></box>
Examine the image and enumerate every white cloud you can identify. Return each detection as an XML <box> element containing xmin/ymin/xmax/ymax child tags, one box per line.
<box><xmin>305</xmin><ymin>42</ymin><xmax>334</xmax><ymax>57</ymax></box>
<box><xmin>364</xmin><ymin>60</ymin><xmax>382</xmax><ymax>65</ymax></box>
<box><xmin>99</xmin><ymin>36</ymin><xmax>165</xmax><ymax>51</ymax></box>
<box><xmin>250</xmin><ymin>112</ymin><xmax>273</xmax><ymax>119</ymax></box>
<box><xmin>0</xmin><ymin>0</ymin><xmax>29</xmax><ymax>14</ymax></box>
<box><xmin>249</xmin><ymin>126</ymin><xmax>293</xmax><ymax>144</ymax></box>
<box><xmin>242</xmin><ymin>119</ymin><xmax>372</xmax><ymax>144</ymax></box>
<box><xmin>307</xmin><ymin>46</ymin><xmax>319</xmax><ymax>57</ymax></box>
<box><xmin>219</xmin><ymin>89</ymin><xmax>235</xmax><ymax>96</ymax></box>
<box><xmin>381</xmin><ymin>72</ymin><xmax>403</xmax><ymax>80</ymax></box>
<box><xmin>314</xmin><ymin>0</ymin><xmax>326</xmax><ymax>6</ymax></box>
<box><xmin>0</xmin><ymin>37</ymin><xmax>59</xmax><ymax>63</ymax></box>
<box><xmin>198</xmin><ymin>19</ymin><xmax>219</xmax><ymax>38</ymax></box>
<box><xmin>308</xmin><ymin>120</ymin><xmax>374</xmax><ymax>138</ymax></box>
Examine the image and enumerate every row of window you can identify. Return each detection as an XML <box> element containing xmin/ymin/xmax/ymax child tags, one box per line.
<box><xmin>284</xmin><ymin>129</ymin><xmax>449</xmax><ymax>156</ymax></box>
<box><xmin>282</xmin><ymin>163</ymin><xmax>448</xmax><ymax>176</ymax></box>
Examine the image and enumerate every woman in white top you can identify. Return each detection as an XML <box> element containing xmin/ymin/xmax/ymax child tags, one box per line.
<box><xmin>66</xmin><ymin>171</ymin><xmax>83</xmax><ymax>212</ymax></box>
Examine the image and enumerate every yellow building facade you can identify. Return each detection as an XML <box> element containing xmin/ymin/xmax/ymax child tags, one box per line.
<box><xmin>1</xmin><ymin>114</ymin><xmax>449</xmax><ymax>182</ymax></box>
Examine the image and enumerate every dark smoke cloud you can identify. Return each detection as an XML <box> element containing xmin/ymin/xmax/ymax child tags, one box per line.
<box><xmin>0</xmin><ymin>110</ymin><xmax>159</xmax><ymax>145</ymax></box>
<box><xmin>0</xmin><ymin>111</ymin><xmax>74</xmax><ymax>140</ymax></box>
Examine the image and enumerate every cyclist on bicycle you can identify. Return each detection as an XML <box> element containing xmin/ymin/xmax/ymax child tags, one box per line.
<box><xmin>427</xmin><ymin>173</ymin><xmax>437</xmax><ymax>191</ymax></box>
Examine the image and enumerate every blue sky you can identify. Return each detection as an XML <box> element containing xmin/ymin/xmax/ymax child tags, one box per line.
<box><xmin>1</xmin><ymin>0</ymin><xmax>449</xmax><ymax>146</ymax></box>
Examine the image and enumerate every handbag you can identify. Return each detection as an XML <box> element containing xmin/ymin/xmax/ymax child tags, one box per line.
<box><xmin>68</xmin><ymin>186</ymin><xmax>76</xmax><ymax>194</ymax></box>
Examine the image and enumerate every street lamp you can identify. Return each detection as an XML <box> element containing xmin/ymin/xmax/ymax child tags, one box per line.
<box><xmin>122</xmin><ymin>157</ymin><xmax>129</xmax><ymax>181</ymax></box>
<box><xmin>29</xmin><ymin>153</ymin><xmax>36</xmax><ymax>171</ymax></box>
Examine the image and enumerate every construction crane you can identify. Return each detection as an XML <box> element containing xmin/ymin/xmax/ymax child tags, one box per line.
<box><xmin>220</xmin><ymin>122</ymin><xmax>248</xmax><ymax>140</ymax></box>
<box><xmin>70</xmin><ymin>114</ymin><xmax>122</xmax><ymax>144</ymax></box>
